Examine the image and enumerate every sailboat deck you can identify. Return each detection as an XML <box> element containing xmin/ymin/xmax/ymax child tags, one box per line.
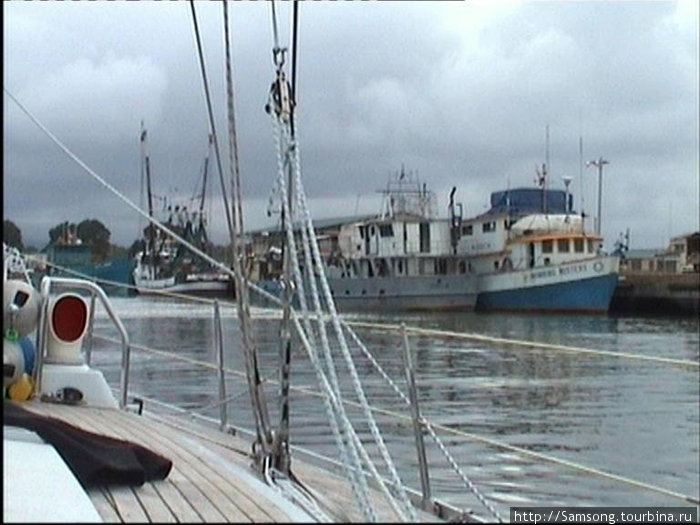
<box><xmin>15</xmin><ymin>400</ymin><xmax>441</xmax><ymax>523</ymax></box>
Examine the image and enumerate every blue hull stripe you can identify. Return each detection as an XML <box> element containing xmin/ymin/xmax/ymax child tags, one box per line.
<box><xmin>476</xmin><ymin>274</ymin><xmax>619</xmax><ymax>312</ymax></box>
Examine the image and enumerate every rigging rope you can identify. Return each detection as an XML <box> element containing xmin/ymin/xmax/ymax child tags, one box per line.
<box><xmin>264</xmin><ymin>44</ymin><xmax>417</xmax><ymax>518</ymax></box>
<box><xmin>188</xmin><ymin>0</ymin><xmax>235</xmax><ymax>245</ymax></box>
<box><xmin>221</xmin><ymin>0</ymin><xmax>274</xmax><ymax>464</ymax></box>
<box><xmin>270</xmin><ymin>120</ymin><xmax>377</xmax><ymax>521</ymax></box>
<box><xmin>264</xmin><ymin>3</ymin><xmax>418</xmax><ymax>519</ymax></box>
<box><xmin>345</xmin><ymin>321</ymin><xmax>699</xmax><ymax>369</ymax></box>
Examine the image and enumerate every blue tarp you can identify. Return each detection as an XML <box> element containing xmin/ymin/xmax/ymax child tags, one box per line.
<box><xmin>486</xmin><ymin>188</ymin><xmax>573</xmax><ymax>216</ymax></box>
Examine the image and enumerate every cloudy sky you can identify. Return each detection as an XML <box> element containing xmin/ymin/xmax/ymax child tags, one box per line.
<box><xmin>4</xmin><ymin>1</ymin><xmax>698</xmax><ymax>250</ymax></box>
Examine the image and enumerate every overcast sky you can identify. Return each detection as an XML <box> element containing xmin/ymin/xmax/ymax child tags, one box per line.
<box><xmin>4</xmin><ymin>1</ymin><xmax>698</xmax><ymax>250</ymax></box>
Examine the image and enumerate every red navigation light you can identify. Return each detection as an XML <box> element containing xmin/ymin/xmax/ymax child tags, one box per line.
<box><xmin>51</xmin><ymin>295</ymin><xmax>88</xmax><ymax>343</ymax></box>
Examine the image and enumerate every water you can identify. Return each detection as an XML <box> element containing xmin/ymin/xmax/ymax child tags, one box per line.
<box><xmin>90</xmin><ymin>296</ymin><xmax>699</xmax><ymax>519</ymax></box>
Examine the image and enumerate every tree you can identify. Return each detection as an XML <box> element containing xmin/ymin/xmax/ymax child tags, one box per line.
<box><xmin>47</xmin><ymin>219</ymin><xmax>111</xmax><ymax>262</ymax></box>
<box><xmin>77</xmin><ymin>219</ymin><xmax>111</xmax><ymax>262</ymax></box>
<box><xmin>3</xmin><ymin>220</ymin><xmax>23</xmax><ymax>251</ymax></box>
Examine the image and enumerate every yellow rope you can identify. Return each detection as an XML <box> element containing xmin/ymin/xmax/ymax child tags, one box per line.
<box><xmin>345</xmin><ymin>320</ymin><xmax>699</xmax><ymax>369</ymax></box>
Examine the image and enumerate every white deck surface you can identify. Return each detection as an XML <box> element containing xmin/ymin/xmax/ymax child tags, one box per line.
<box><xmin>4</xmin><ymin>432</ymin><xmax>103</xmax><ymax>523</ymax></box>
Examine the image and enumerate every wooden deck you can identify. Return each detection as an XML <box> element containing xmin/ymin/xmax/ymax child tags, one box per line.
<box><xmin>15</xmin><ymin>400</ymin><xmax>442</xmax><ymax>523</ymax></box>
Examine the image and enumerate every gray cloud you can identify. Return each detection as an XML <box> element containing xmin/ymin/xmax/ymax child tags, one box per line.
<box><xmin>4</xmin><ymin>1</ymin><xmax>698</xmax><ymax>250</ymax></box>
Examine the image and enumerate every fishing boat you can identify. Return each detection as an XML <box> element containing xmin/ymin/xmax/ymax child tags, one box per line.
<box><xmin>34</xmin><ymin>224</ymin><xmax>135</xmax><ymax>296</ymax></box>
<box><xmin>254</xmin><ymin>167</ymin><xmax>478</xmax><ymax>311</ymax></box>
<box><xmin>455</xmin><ymin>173</ymin><xmax>619</xmax><ymax>313</ymax></box>
<box><xmin>132</xmin><ymin>129</ymin><xmax>233</xmax><ymax>298</ymax></box>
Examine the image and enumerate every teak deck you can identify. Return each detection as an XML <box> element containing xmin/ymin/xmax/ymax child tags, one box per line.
<box><xmin>16</xmin><ymin>400</ymin><xmax>441</xmax><ymax>523</ymax></box>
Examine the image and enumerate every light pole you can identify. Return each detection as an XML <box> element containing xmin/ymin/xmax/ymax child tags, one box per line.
<box><xmin>562</xmin><ymin>175</ymin><xmax>573</xmax><ymax>220</ymax></box>
<box><xmin>586</xmin><ymin>157</ymin><xmax>609</xmax><ymax>236</ymax></box>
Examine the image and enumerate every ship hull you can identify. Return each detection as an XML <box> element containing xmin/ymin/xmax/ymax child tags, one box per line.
<box><xmin>42</xmin><ymin>258</ymin><xmax>136</xmax><ymax>296</ymax></box>
<box><xmin>134</xmin><ymin>273</ymin><xmax>234</xmax><ymax>298</ymax></box>
<box><xmin>256</xmin><ymin>274</ymin><xmax>478</xmax><ymax>312</ymax></box>
<box><xmin>476</xmin><ymin>256</ymin><xmax>619</xmax><ymax>313</ymax></box>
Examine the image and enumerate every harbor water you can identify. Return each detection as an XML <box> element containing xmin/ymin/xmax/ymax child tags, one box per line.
<box><xmin>90</xmin><ymin>296</ymin><xmax>699</xmax><ymax>518</ymax></box>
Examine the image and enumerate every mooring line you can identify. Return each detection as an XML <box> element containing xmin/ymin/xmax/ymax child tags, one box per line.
<box><xmin>344</xmin><ymin>321</ymin><xmax>699</xmax><ymax>369</ymax></box>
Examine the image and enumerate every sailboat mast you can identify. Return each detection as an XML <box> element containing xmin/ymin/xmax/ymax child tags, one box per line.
<box><xmin>141</xmin><ymin>123</ymin><xmax>156</xmax><ymax>276</ymax></box>
<box><xmin>199</xmin><ymin>134</ymin><xmax>212</xmax><ymax>221</ymax></box>
<box><xmin>544</xmin><ymin>124</ymin><xmax>549</xmax><ymax>214</ymax></box>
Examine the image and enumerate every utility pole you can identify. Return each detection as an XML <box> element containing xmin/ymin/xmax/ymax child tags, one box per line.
<box><xmin>586</xmin><ymin>157</ymin><xmax>609</xmax><ymax>235</ymax></box>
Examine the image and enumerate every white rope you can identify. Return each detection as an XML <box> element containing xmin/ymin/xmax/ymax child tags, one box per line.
<box><xmin>3</xmin><ymin>243</ymin><xmax>32</xmax><ymax>283</ymax></box>
<box><xmin>282</xmin><ymin>121</ymin><xmax>417</xmax><ymax>520</ymax></box>
<box><xmin>269</xmin><ymin>114</ymin><xmax>378</xmax><ymax>521</ymax></box>
<box><xmin>341</xmin><ymin>320</ymin><xmax>504</xmax><ymax>522</ymax></box>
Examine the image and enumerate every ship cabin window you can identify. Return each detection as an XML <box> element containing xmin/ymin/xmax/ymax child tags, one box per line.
<box><xmin>574</xmin><ymin>238</ymin><xmax>584</xmax><ymax>253</ymax></box>
<box><xmin>587</xmin><ymin>239</ymin><xmax>595</xmax><ymax>253</ymax></box>
<box><xmin>494</xmin><ymin>260</ymin><xmax>499</xmax><ymax>270</ymax></box>
<box><xmin>397</xmin><ymin>259</ymin><xmax>404</xmax><ymax>275</ymax></box>
<box><xmin>419</xmin><ymin>223</ymin><xmax>431</xmax><ymax>253</ymax></box>
<box><xmin>379</xmin><ymin>224</ymin><xmax>394</xmax><ymax>237</ymax></box>
<box><xmin>435</xmin><ymin>258</ymin><xmax>448</xmax><ymax>275</ymax></box>
<box><xmin>558</xmin><ymin>239</ymin><xmax>570</xmax><ymax>253</ymax></box>
<box><xmin>542</xmin><ymin>240</ymin><xmax>553</xmax><ymax>253</ymax></box>
<box><xmin>359</xmin><ymin>225</ymin><xmax>366</xmax><ymax>239</ymax></box>
<box><xmin>461</xmin><ymin>224</ymin><xmax>473</xmax><ymax>236</ymax></box>
<box><xmin>458</xmin><ymin>260</ymin><xmax>467</xmax><ymax>274</ymax></box>
<box><xmin>482</xmin><ymin>221</ymin><xmax>496</xmax><ymax>233</ymax></box>
<box><xmin>631</xmin><ymin>259</ymin><xmax>642</xmax><ymax>271</ymax></box>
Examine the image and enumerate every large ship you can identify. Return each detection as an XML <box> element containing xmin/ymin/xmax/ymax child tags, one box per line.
<box><xmin>253</xmin><ymin>168</ymin><xmax>478</xmax><ymax>311</ymax></box>
<box><xmin>454</xmin><ymin>181</ymin><xmax>619</xmax><ymax>313</ymax></box>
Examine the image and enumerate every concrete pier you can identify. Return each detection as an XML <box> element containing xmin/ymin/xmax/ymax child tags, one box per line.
<box><xmin>610</xmin><ymin>272</ymin><xmax>700</xmax><ymax>315</ymax></box>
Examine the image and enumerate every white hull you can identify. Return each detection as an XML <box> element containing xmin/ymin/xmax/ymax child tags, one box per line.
<box><xmin>478</xmin><ymin>255</ymin><xmax>619</xmax><ymax>293</ymax></box>
<box><xmin>134</xmin><ymin>273</ymin><xmax>233</xmax><ymax>297</ymax></box>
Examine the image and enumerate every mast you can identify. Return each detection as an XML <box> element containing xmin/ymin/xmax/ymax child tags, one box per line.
<box><xmin>197</xmin><ymin>134</ymin><xmax>213</xmax><ymax>249</ymax></box>
<box><xmin>544</xmin><ymin>124</ymin><xmax>549</xmax><ymax>214</ymax></box>
<box><xmin>141</xmin><ymin>122</ymin><xmax>156</xmax><ymax>277</ymax></box>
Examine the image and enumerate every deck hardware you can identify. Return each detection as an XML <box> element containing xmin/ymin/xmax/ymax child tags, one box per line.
<box><xmin>213</xmin><ymin>300</ymin><xmax>228</xmax><ymax>431</ymax></box>
<box><xmin>132</xmin><ymin>396</ymin><xmax>144</xmax><ymax>415</ymax></box>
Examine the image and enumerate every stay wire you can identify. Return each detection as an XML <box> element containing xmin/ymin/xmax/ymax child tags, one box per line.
<box><xmin>189</xmin><ymin>0</ymin><xmax>235</xmax><ymax>246</ymax></box>
<box><xmin>220</xmin><ymin>0</ymin><xmax>274</xmax><ymax>460</ymax></box>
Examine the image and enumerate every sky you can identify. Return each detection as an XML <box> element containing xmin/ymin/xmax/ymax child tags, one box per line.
<box><xmin>3</xmin><ymin>1</ymin><xmax>698</xmax><ymax>250</ymax></box>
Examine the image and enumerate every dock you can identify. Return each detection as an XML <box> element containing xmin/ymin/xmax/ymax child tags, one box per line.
<box><xmin>611</xmin><ymin>272</ymin><xmax>699</xmax><ymax>315</ymax></box>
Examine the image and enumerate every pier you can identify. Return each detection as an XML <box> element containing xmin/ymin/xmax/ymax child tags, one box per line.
<box><xmin>611</xmin><ymin>272</ymin><xmax>699</xmax><ymax>315</ymax></box>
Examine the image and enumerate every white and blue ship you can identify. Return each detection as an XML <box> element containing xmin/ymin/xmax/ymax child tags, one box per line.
<box><xmin>459</xmin><ymin>188</ymin><xmax>619</xmax><ymax>313</ymax></box>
